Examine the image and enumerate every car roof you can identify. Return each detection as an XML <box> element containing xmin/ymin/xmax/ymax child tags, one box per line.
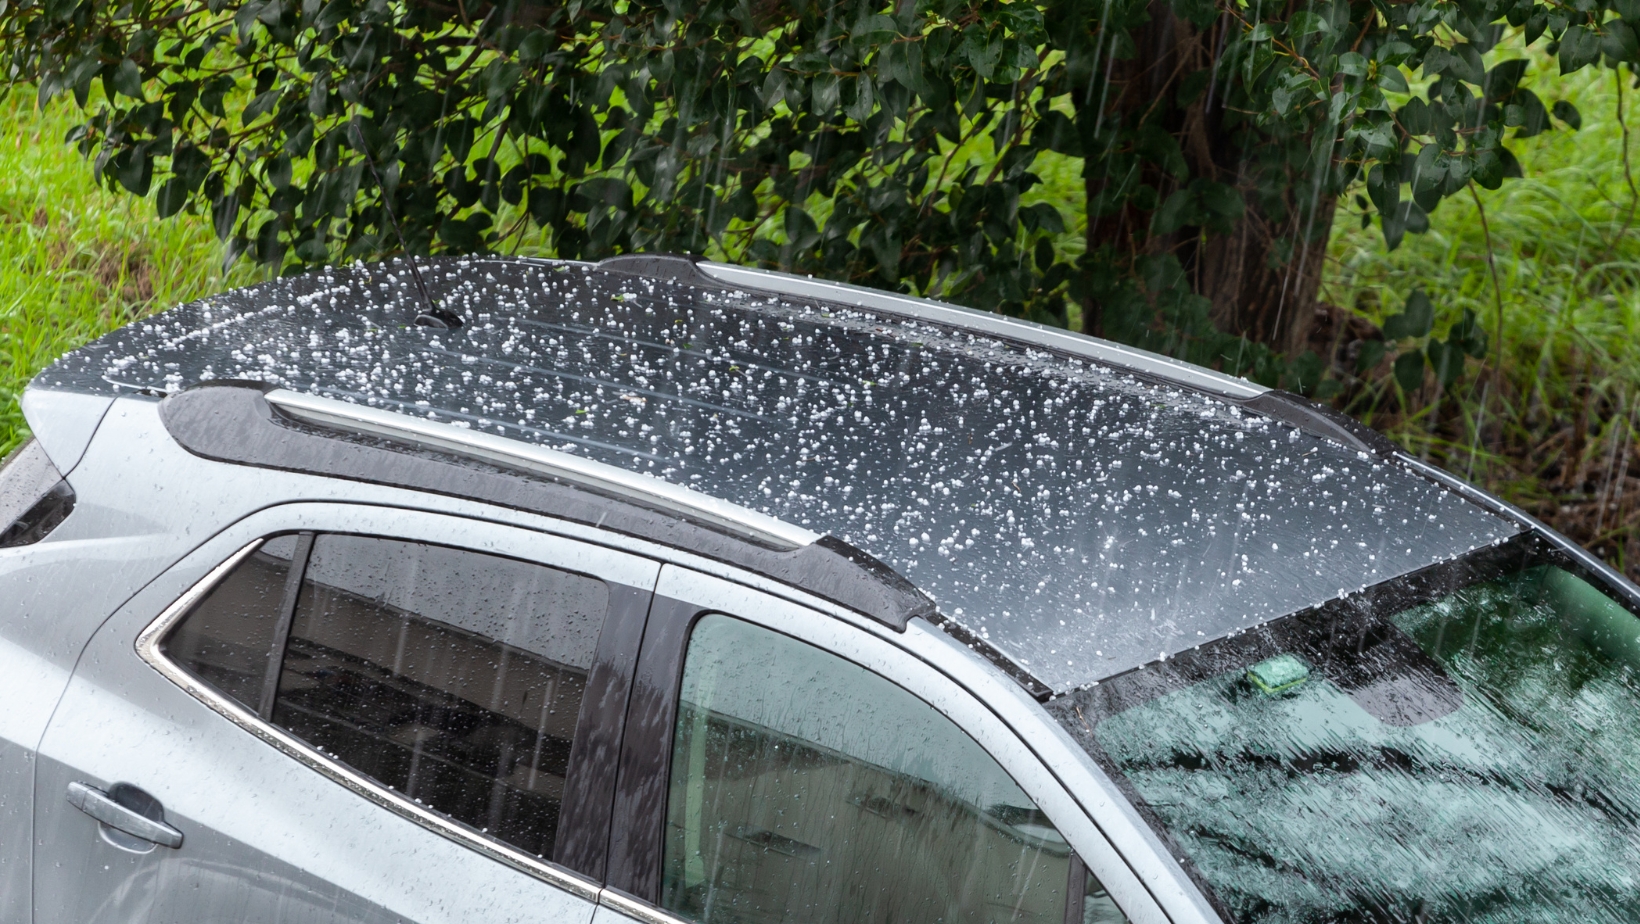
<box><xmin>31</xmin><ymin>255</ymin><xmax>1517</xmax><ymax>691</ymax></box>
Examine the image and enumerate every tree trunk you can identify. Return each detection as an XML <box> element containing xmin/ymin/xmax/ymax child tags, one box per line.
<box><xmin>1072</xmin><ymin>2</ymin><xmax>1334</xmax><ymax>359</ymax></box>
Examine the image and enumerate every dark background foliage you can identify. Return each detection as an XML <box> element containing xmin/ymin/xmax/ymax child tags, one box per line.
<box><xmin>0</xmin><ymin>0</ymin><xmax>1608</xmax><ymax>389</ymax></box>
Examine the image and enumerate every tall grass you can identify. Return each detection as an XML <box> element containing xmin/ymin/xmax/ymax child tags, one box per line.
<box><xmin>0</xmin><ymin>89</ymin><xmax>256</xmax><ymax>458</ymax></box>
<box><xmin>1325</xmin><ymin>58</ymin><xmax>1640</xmax><ymax>580</ymax></box>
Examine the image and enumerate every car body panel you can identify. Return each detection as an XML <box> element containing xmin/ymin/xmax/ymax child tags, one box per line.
<box><xmin>34</xmin><ymin>501</ymin><xmax>656</xmax><ymax>923</ymax></box>
<box><xmin>17</xmin><ymin>387</ymin><xmax>113</xmax><ymax>475</ymax></box>
<box><xmin>11</xmin><ymin>256</ymin><xmax>1631</xmax><ymax>924</ymax></box>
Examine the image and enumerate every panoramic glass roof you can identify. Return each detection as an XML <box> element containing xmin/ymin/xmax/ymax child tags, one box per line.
<box><xmin>37</xmin><ymin>258</ymin><xmax>1517</xmax><ymax>690</ymax></box>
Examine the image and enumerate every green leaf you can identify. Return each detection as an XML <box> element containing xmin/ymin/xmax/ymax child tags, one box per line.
<box><xmin>1448</xmin><ymin>44</ymin><xmax>1485</xmax><ymax>84</ymax></box>
<box><xmin>1472</xmin><ymin>147</ymin><xmax>1506</xmax><ymax>188</ymax></box>
<box><xmin>1378</xmin><ymin>65</ymin><xmax>1409</xmax><ymax>93</ymax></box>
<box><xmin>1383</xmin><ymin>289</ymin><xmax>1435</xmax><ymax>340</ymax></box>
<box><xmin>1397</xmin><ymin>200</ymin><xmax>1430</xmax><ymax>234</ymax></box>
<box><xmin>1398</xmin><ymin>97</ymin><xmax>1432</xmax><ymax>135</ymax></box>
<box><xmin>113</xmin><ymin>147</ymin><xmax>153</xmax><ymax>196</ymax></box>
<box><xmin>1423</xmin><ymin>47</ymin><xmax>1451</xmax><ymax>79</ymax></box>
<box><xmin>1290</xmin><ymin>12</ymin><xmax>1329</xmax><ymax>36</ymax></box>
<box><xmin>962</xmin><ymin>26</ymin><xmax>1004</xmax><ymax>81</ymax></box>
<box><xmin>110</xmin><ymin>59</ymin><xmax>144</xmax><ymax>100</ymax></box>
<box><xmin>243</xmin><ymin>88</ymin><xmax>281</xmax><ymax>124</ymax></box>
<box><xmin>811</xmin><ymin>74</ymin><xmax>840</xmax><ymax>115</ymax></box>
<box><xmin>1337</xmin><ymin>52</ymin><xmax>1368</xmax><ymax>77</ymax></box>
<box><xmin>1021</xmin><ymin>201</ymin><xmax>1066</xmax><ymax>234</ymax></box>
<box><xmin>1512</xmin><ymin>89</ymin><xmax>1551</xmax><ymax>136</ymax></box>
<box><xmin>851</xmin><ymin>13</ymin><xmax>898</xmax><ymax>44</ymax></box>
<box><xmin>1602</xmin><ymin>20</ymin><xmax>1639</xmax><ymax>61</ymax></box>
<box><xmin>784</xmin><ymin>206</ymin><xmax>820</xmax><ymax>250</ymax></box>
<box><xmin>1553</xmin><ymin>99</ymin><xmax>1582</xmax><ymax>129</ymax></box>
<box><xmin>847</xmin><ymin>73</ymin><xmax>875</xmax><ymax>122</ymax></box>
<box><xmin>266</xmin><ymin>154</ymin><xmax>292</xmax><ymax>191</ymax></box>
<box><xmin>1450</xmin><ymin>307</ymin><xmax>1490</xmax><ymax>357</ymax></box>
<box><xmin>1199</xmin><ymin>181</ymin><xmax>1245</xmax><ymax>223</ymax></box>
<box><xmin>1356</xmin><ymin>339</ymin><xmax>1387</xmax><ymax>375</ymax></box>
<box><xmin>1426</xmin><ymin>339</ymin><xmax>1466</xmax><ymax>387</ymax></box>
<box><xmin>1525</xmin><ymin>9</ymin><xmax>1549</xmax><ymax>45</ymax></box>
<box><xmin>211</xmin><ymin>192</ymin><xmax>240</xmax><ymax>241</ymax></box>
<box><xmin>1559</xmin><ymin>25</ymin><xmax>1602</xmax><ymax>73</ymax></box>
<box><xmin>1483</xmin><ymin>59</ymin><xmax>1530</xmax><ymax>97</ymax></box>
<box><xmin>1394</xmin><ymin>349</ymin><xmax>1427</xmax><ymax>392</ymax></box>
<box><xmin>156</xmin><ymin>177</ymin><xmax>189</xmax><ymax>218</ymax></box>
<box><xmin>1366</xmin><ymin>164</ymin><xmax>1400</xmax><ymax>214</ymax></box>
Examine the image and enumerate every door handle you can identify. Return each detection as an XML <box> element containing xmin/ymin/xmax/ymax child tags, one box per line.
<box><xmin>66</xmin><ymin>781</ymin><xmax>185</xmax><ymax>849</ymax></box>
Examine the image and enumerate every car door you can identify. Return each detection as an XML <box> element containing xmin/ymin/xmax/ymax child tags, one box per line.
<box><xmin>593</xmin><ymin>564</ymin><xmax>1167</xmax><ymax>924</ymax></box>
<box><xmin>32</xmin><ymin>502</ymin><xmax>657</xmax><ymax>924</ymax></box>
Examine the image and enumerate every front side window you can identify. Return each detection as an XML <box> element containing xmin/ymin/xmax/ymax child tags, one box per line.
<box><xmin>162</xmin><ymin>533</ymin><xmax>610</xmax><ymax>861</ymax></box>
<box><xmin>1050</xmin><ymin>533</ymin><xmax>1640</xmax><ymax>923</ymax></box>
<box><xmin>662</xmin><ymin>614</ymin><xmax>1126</xmax><ymax>924</ymax></box>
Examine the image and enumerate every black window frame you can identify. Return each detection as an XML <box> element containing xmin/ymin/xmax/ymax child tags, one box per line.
<box><xmin>162</xmin><ymin>528</ymin><xmax>657</xmax><ymax>883</ymax></box>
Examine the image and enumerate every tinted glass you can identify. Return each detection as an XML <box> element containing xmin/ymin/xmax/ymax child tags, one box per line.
<box><xmin>164</xmin><ymin>532</ymin><xmax>611</xmax><ymax>861</ymax></box>
<box><xmin>1050</xmin><ymin>538</ymin><xmax>1640</xmax><ymax>923</ymax></box>
<box><xmin>161</xmin><ymin>535</ymin><xmax>298</xmax><ymax>706</ymax></box>
<box><xmin>663</xmin><ymin>614</ymin><xmax>1118</xmax><ymax>924</ymax></box>
<box><xmin>44</xmin><ymin>259</ymin><xmax>1518</xmax><ymax>690</ymax></box>
<box><xmin>271</xmin><ymin>535</ymin><xmax>608</xmax><ymax>859</ymax></box>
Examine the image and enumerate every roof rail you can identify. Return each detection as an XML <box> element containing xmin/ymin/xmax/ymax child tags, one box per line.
<box><xmin>683</xmin><ymin>259</ymin><xmax>1268</xmax><ymax>400</ymax></box>
<box><xmin>161</xmin><ymin>383</ymin><xmax>937</xmax><ymax>631</ymax></box>
<box><xmin>264</xmin><ymin>389</ymin><xmax>819</xmax><ymax>551</ymax></box>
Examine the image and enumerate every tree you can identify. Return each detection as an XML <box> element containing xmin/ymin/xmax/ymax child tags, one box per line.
<box><xmin>0</xmin><ymin>0</ymin><xmax>1597</xmax><ymax>389</ymax></box>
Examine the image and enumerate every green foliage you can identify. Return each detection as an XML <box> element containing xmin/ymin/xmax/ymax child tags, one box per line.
<box><xmin>0</xmin><ymin>0</ymin><xmax>1075</xmax><ymax>319</ymax></box>
<box><xmin>0</xmin><ymin>0</ymin><xmax>1625</xmax><ymax>371</ymax></box>
<box><xmin>1323</xmin><ymin>55</ymin><xmax>1640</xmax><ymax>579</ymax></box>
<box><xmin>0</xmin><ymin>89</ymin><xmax>254</xmax><ymax>459</ymax></box>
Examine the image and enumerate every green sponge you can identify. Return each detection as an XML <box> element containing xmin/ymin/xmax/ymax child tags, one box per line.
<box><xmin>1247</xmin><ymin>654</ymin><xmax>1310</xmax><ymax>695</ymax></box>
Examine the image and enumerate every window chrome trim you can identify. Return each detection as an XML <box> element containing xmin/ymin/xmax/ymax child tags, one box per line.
<box><xmin>264</xmin><ymin>388</ymin><xmax>819</xmax><ymax>552</ymax></box>
<box><xmin>598</xmin><ymin>888</ymin><xmax>694</xmax><ymax>924</ymax></box>
<box><xmin>133</xmin><ymin>537</ymin><xmax>603</xmax><ymax>904</ymax></box>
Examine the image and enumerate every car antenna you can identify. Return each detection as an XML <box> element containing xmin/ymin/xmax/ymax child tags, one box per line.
<box><xmin>348</xmin><ymin>119</ymin><xmax>434</xmax><ymax>314</ymax></box>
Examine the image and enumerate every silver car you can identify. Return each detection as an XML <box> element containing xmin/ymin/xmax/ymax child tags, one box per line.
<box><xmin>4</xmin><ymin>254</ymin><xmax>1638</xmax><ymax>924</ymax></box>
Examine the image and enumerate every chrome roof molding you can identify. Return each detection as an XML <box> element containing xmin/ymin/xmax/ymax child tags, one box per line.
<box><xmin>691</xmin><ymin>260</ymin><xmax>1269</xmax><ymax>400</ymax></box>
<box><xmin>264</xmin><ymin>389</ymin><xmax>820</xmax><ymax>551</ymax></box>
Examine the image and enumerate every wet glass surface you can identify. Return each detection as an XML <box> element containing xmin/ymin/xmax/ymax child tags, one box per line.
<box><xmin>663</xmin><ymin>614</ymin><xmax>1100</xmax><ymax>924</ymax></box>
<box><xmin>164</xmin><ymin>532</ymin><xmax>609</xmax><ymax>860</ymax></box>
<box><xmin>56</xmin><ymin>259</ymin><xmax>1517</xmax><ymax>689</ymax></box>
<box><xmin>162</xmin><ymin>535</ymin><xmax>297</xmax><ymax>707</ymax></box>
<box><xmin>1048</xmin><ymin>535</ymin><xmax>1640</xmax><ymax>923</ymax></box>
<box><xmin>274</xmin><ymin>535</ymin><xmax>607</xmax><ymax>859</ymax></box>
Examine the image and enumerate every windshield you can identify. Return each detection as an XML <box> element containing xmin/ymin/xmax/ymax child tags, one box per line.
<box><xmin>1048</xmin><ymin>533</ymin><xmax>1640</xmax><ymax>923</ymax></box>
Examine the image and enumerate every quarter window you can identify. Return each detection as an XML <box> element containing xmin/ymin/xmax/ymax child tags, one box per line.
<box><xmin>662</xmin><ymin>614</ymin><xmax>1126</xmax><ymax>924</ymax></box>
<box><xmin>162</xmin><ymin>533</ymin><xmax>610</xmax><ymax>861</ymax></box>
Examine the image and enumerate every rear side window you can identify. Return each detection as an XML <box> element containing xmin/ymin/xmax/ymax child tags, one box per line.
<box><xmin>162</xmin><ymin>533</ymin><xmax>610</xmax><ymax>861</ymax></box>
<box><xmin>662</xmin><ymin>614</ymin><xmax>1127</xmax><ymax>924</ymax></box>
